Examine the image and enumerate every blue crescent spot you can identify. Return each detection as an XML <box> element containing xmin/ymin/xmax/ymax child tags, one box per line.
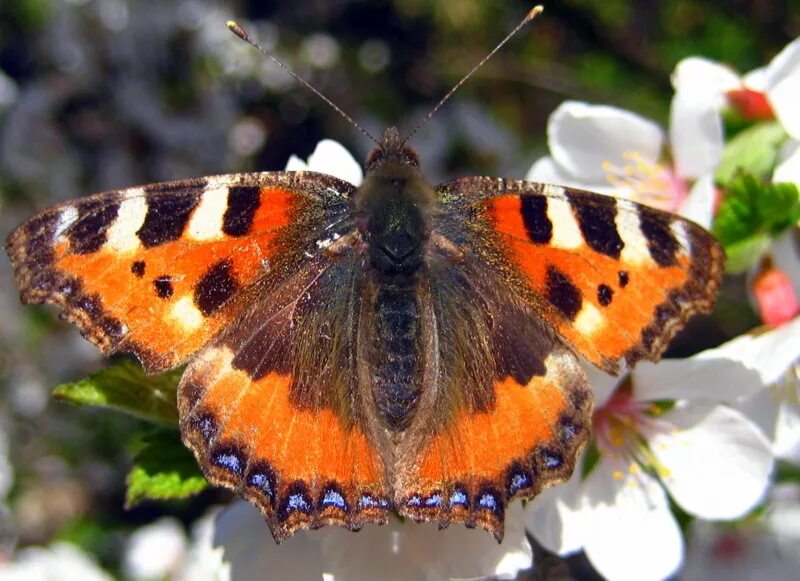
<box><xmin>450</xmin><ymin>489</ymin><xmax>468</xmax><ymax>506</ymax></box>
<box><xmin>424</xmin><ymin>493</ymin><xmax>442</xmax><ymax>508</ymax></box>
<box><xmin>322</xmin><ymin>489</ymin><xmax>347</xmax><ymax>510</ymax></box>
<box><xmin>248</xmin><ymin>472</ymin><xmax>273</xmax><ymax>496</ymax></box>
<box><xmin>214</xmin><ymin>452</ymin><xmax>243</xmax><ymax>475</ymax></box>
<box><xmin>508</xmin><ymin>471</ymin><xmax>532</xmax><ymax>494</ymax></box>
<box><xmin>287</xmin><ymin>493</ymin><xmax>311</xmax><ymax>513</ymax></box>
<box><xmin>478</xmin><ymin>492</ymin><xmax>499</xmax><ymax>511</ymax></box>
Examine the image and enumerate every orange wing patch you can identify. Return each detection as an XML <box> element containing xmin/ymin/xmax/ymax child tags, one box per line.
<box><xmin>483</xmin><ymin>186</ymin><xmax>724</xmax><ymax>372</ymax></box>
<box><xmin>4</xmin><ymin>173</ymin><xmax>351</xmax><ymax>372</ymax></box>
<box><xmin>395</xmin><ymin>350</ymin><xmax>591</xmax><ymax>539</ymax></box>
<box><xmin>179</xmin><ymin>346</ymin><xmax>390</xmax><ymax>542</ymax></box>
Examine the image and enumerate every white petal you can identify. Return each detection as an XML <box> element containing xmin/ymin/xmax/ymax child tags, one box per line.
<box><xmin>632</xmin><ymin>317</ymin><xmax>800</xmax><ymax>403</ymax></box>
<box><xmin>212</xmin><ymin>501</ymin><xmax>324</xmax><ymax>580</ymax></box>
<box><xmin>769</xmin><ymin>228</ymin><xmax>800</xmax><ymax>296</ymax></box>
<box><xmin>584</xmin><ymin>364</ymin><xmax>622</xmax><ymax>407</ymax></box>
<box><xmin>524</xmin><ymin>459</ymin><xmax>585</xmax><ymax>555</ymax></box>
<box><xmin>671</xmin><ymin>57</ymin><xmax>741</xmax><ymax>96</ymax></box>
<box><xmin>768</xmin><ymin>75</ymin><xmax>800</xmax><ymax>139</ymax></box>
<box><xmin>669</xmin><ymin>93</ymin><xmax>724</xmax><ymax>178</ymax></box>
<box><xmin>525</xmin><ymin>155</ymin><xmax>619</xmax><ymax>195</ymax></box>
<box><xmin>547</xmin><ymin>101</ymin><xmax>664</xmax><ymax>181</ymax></box>
<box><xmin>764</xmin><ymin>37</ymin><xmax>800</xmax><ymax>138</ymax></box>
<box><xmin>649</xmin><ymin>404</ymin><xmax>774</xmax><ymax>520</ymax></box>
<box><xmin>670</xmin><ymin>58</ymin><xmax>738</xmax><ymax>179</ymax></box>
<box><xmin>284</xmin><ymin>139</ymin><xmax>363</xmax><ymax>185</ymax></box>
<box><xmin>320</xmin><ymin>503</ymin><xmax>532</xmax><ymax>580</ymax></box>
<box><xmin>124</xmin><ymin>517</ymin><xmax>187</xmax><ymax>580</ymax></box>
<box><xmin>679</xmin><ymin>174</ymin><xmax>716</xmax><ymax>228</ymax></box>
<box><xmin>581</xmin><ymin>459</ymin><xmax>683</xmax><ymax>581</ymax></box>
<box><xmin>284</xmin><ymin>154</ymin><xmax>308</xmax><ymax>172</ymax></box>
<box><xmin>773</xmin><ymin>139</ymin><xmax>800</xmax><ymax>185</ymax></box>
<box><xmin>743</xmin><ymin>66</ymin><xmax>768</xmax><ymax>91</ymax></box>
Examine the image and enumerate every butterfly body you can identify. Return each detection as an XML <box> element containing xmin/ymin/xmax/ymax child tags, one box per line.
<box><xmin>5</xmin><ymin>125</ymin><xmax>724</xmax><ymax>542</ymax></box>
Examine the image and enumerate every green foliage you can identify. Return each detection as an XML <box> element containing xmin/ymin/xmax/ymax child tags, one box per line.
<box><xmin>53</xmin><ymin>360</ymin><xmax>181</xmax><ymax>426</ymax></box>
<box><xmin>126</xmin><ymin>430</ymin><xmax>208</xmax><ymax>507</ymax></box>
<box><xmin>713</xmin><ymin>173</ymin><xmax>800</xmax><ymax>272</ymax></box>
<box><xmin>716</xmin><ymin>121</ymin><xmax>788</xmax><ymax>185</ymax></box>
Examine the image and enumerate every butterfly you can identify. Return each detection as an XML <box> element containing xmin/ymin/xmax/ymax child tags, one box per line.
<box><xmin>3</xmin><ymin>15</ymin><xmax>724</xmax><ymax>544</ymax></box>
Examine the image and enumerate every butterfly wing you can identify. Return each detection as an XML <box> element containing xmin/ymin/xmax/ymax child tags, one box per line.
<box><xmin>179</xmin><ymin>251</ymin><xmax>392</xmax><ymax>542</ymax></box>
<box><xmin>391</xmin><ymin>177</ymin><xmax>723</xmax><ymax>539</ymax></box>
<box><xmin>438</xmin><ymin>177</ymin><xmax>725</xmax><ymax>373</ymax></box>
<box><xmin>4</xmin><ymin>172</ymin><xmax>354</xmax><ymax>372</ymax></box>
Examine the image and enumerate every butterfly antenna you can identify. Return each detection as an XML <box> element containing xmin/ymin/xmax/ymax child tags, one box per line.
<box><xmin>227</xmin><ymin>20</ymin><xmax>381</xmax><ymax>148</ymax></box>
<box><xmin>402</xmin><ymin>5</ymin><xmax>544</xmax><ymax>145</ymax></box>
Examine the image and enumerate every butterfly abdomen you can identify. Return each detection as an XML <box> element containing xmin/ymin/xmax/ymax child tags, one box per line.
<box><xmin>369</xmin><ymin>280</ymin><xmax>422</xmax><ymax>431</ymax></box>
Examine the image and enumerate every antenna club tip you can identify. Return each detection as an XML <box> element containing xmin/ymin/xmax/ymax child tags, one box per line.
<box><xmin>527</xmin><ymin>5</ymin><xmax>545</xmax><ymax>20</ymax></box>
<box><xmin>226</xmin><ymin>20</ymin><xmax>248</xmax><ymax>40</ymax></box>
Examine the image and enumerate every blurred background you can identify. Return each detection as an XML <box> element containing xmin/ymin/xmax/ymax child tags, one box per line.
<box><xmin>0</xmin><ymin>0</ymin><xmax>798</xmax><ymax>578</ymax></box>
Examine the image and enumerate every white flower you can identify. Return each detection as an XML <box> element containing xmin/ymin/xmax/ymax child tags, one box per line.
<box><xmin>123</xmin><ymin>517</ymin><xmax>188</xmax><ymax>580</ymax></box>
<box><xmin>671</xmin><ymin>38</ymin><xmax>800</xmax><ymax>184</ymax></box>
<box><xmin>178</xmin><ymin>500</ymin><xmax>532</xmax><ymax>581</ymax></box>
<box><xmin>285</xmin><ymin>138</ymin><xmax>364</xmax><ymax>185</ymax></box>
<box><xmin>681</xmin><ymin>484</ymin><xmax>800</xmax><ymax>581</ymax></box>
<box><xmin>0</xmin><ymin>542</ymin><xmax>112</xmax><ymax>581</ymax></box>
<box><xmin>525</xmin><ymin>327</ymin><xmax>785</xmax><ymax>581</ymax></box>
<box><xmin>527</xmin><ymin>101</ymin><xmax>717</xmax><ymax>227</ymax></box>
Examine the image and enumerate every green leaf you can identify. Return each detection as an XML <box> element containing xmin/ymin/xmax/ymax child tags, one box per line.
<box><xmin>715</xmin><ymin>121</ymin><xmax>788</xmax><ymax>185</ymax></box>
<box><xmin>126</xmin><ymin>429</ymin><xmax>208</xmax><ymax>507</ymax></box>
<box><xmin>712</xmin><ymin>173</ymin><xmax>800</xmax><ymax>272</ymax></box>
<box><xmin>721</xmin><ymin>234</ymin><xmax>773</xmax><ymax>274</ymax></box>
<box><xmin>53</xmin><ymin>360</ymin><xmax>181</xmax><ymax>426</ymax></box>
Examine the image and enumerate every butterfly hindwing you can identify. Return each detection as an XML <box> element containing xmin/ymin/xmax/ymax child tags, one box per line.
<box><xmin>179</xmin><ymin>252</ymin><xmax>391</xmax><ymax>542</ymax></box>
<box><xmin>386</xmin><ymin>239</ymin><xmax>592</xmax><ymax>539</ymax></box>
<box><xmin>437</xmin><ymin>177</ymin><xmax>725</xmax><ymax>373</ymax></box>
<box><xmin>4</xmin><ymin>171</ymin><xmax>354</xmax><ymax>372</ymax></box>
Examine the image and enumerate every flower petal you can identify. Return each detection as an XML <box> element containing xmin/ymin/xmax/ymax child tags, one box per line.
<box><xmin>284</xmin><ymin>139</ymin><xmax>363</xmax><ymax>185</ymax></box>
<box><xmin>773</xmin><ymin>139</ymin><xmax>800</xmax><ymax>185</ymax></box>
<box><xmin>679</xmin><ymin>174</ymin><xmax>716</xmax><ymax>228</ymax></box>
<box><xmin>649</xmin><ymin>404</ymin><xmax>773</xmax><ymax>520</ymax></box>
<box><xmin>525</xmin><ymin>155</ymin><xmax>619</xmax><ymax>195</ymax></box>
<box><xmin>669</xmin><ymin>58</ymin><xmax>733</xmax><ymax>179</ymax></box>
<box><xmin>581</xmin><ymin>459</ymin><xmax>683</xmax><ymax>581</ymax></box>
<box><xmin>524</xmin><ymin>459</ymin><xmax>585</xmax><ymax>555</ymax></box>
<box><xmin>212</xmin><ymin>501</ymin><xmax>324</xmax><ymax>580</ymax></box>
<box><xmin>764</xmin><ymin>37</ymin><xmax>800</xmax><ymax>138</ymax></box>
<box><xmin>547</xmin><ymin>101</ymin><xmax>664</xmax><ymax>181</ymax></box>
<box><xmin>320</xmin><ymin>503</ymin><xmax>533</xmax><ymax>580</ymax></box>
<box><xmin>632</xmin><ymin>317</ymin><xmax>800</xmax><ymax>403</ymax></box>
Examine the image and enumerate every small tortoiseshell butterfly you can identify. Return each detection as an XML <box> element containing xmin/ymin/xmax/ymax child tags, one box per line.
<box><xmin>3</xmin><ymin>11</ymin><xmax>724</xmax><ymax>543</ymax></box>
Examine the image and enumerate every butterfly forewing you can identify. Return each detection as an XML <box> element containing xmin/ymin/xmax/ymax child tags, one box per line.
<box><xmin>436</xmin><ymin>177</ymin><xmax>725</xmax><ymax>374</ymax></box>
<box><xmin>4</xmin><ymin>171</ymin><xmax>355</xmax><ymax>372</ymax></box>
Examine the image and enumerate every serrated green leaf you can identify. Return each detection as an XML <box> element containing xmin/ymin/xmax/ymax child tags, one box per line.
<box><xmin>721</xmin><ymin>234</ymin><xmax>773</xmax><ymax>274</ymax></box>
<box><xmin>126</xmin><ymin>429</ymin><xmax>208</xmax><ymax>507</ymax></box>
<box><xmin>712</xmin><ymin>173</ymin><xmax>800</xmax><ymax>272</ymax></box>
<box><xmin>53</xmin><ymin>360</ymin><xmax>181</xmax><ymax>426</ymax></box>
<box><xmin>716</xmin><ymin>121</ymin><xmax>788</xmax><ymax>185</ymax></box>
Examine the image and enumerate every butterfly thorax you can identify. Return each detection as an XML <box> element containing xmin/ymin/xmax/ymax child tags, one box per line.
<box><xmin>355</xmin><ymin>129</ymin><xmax>438</xmax><ymax>432</ymax></box>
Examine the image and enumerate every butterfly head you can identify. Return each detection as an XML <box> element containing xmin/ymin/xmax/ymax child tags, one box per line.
<box><xmin>365</xmin><ymin>128</ymin><xmax>420</xmax><ymax>173</ymax></box>
<box><xmin>356</xmin><ymin>128</ymin><xmax>434</xmax><ymax>275</ymax></box>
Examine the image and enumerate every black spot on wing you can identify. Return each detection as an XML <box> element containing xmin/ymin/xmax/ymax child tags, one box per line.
<box><xmin>545</xmin><ymin>266</ymin><xmax>582</xmax><ymax>321</ymax></box>
<box><xmin>131</xmin><ymin>261</ymin><xmax>146</xmax><ymax>277</ymax></box>
<box><xmin>223</xmin><ymin>186</ymin><xmax>261</xmax><ymax>236</ymax></box>
<box><xmin>568</xmin><ymin>193</ymin><xmax>623</xmax><ymax>259</ymax></box>
<box><xmin>153</xmin><ymin>275</ymin><xmax>174</xmax><ymax>299</ymax></box>
<box><xmin>137</xmin><ymin>181</ymin><xmax>205</xmax><ymax>247</ymax></box>
<box><xmin>597</xmin><ymin>283</ymin><xmax>613</xmax><ymax>306</ymax></box>
<box><xmin>638</xmin><ymin>206</ymin><xmax>679</xmax><ymax>267</ymax></box>
<box><xmin>618</xmin><ymin>270</ymin><xmax>629</xmax><ymax>287</ymax></box>
<box><xmin>520</xmin><ymin>196</ymin><xmax>552</xmax><ymax>243</ymax></box>
<box><xmin>69</xmin><ymin>198</ymin><xmax>121</xmax><ymax>255</ymax></box>
<box><xmin>194</xmin><ymin>260</ymin><xmax>238</xmax><ymax>316</ymax></box>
